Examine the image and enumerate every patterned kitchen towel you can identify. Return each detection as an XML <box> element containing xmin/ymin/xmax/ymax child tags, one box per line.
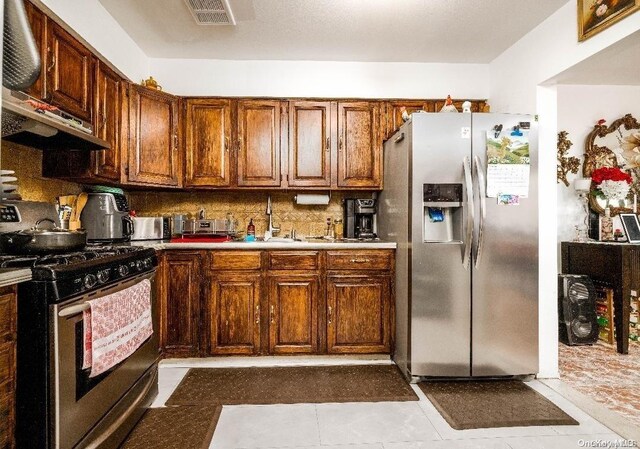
<box><xmin>82</xmin><ymin>279</ymin><xmax>153</xmax><ymax>377</ymax></box>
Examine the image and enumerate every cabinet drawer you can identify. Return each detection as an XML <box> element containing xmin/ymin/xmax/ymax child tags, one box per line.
<box><xmin>327</xmin><ymin>250</ymin><xmax>393</xmax><ymax>270</ymax></box>
<box><xmin>211</xmin><ymin>251</ymin><xmax>262</xmax><ymax>270</ymax></box>
<box><xmin>0</xmin><ymin>343</ymin><xmax>14</xmax><ymax>383</ymax></box>
<box><xmin>0</xmin><ymin>293</ymin><xmax>16</xmax><ymax>338</ymax></box>
<box><xmin>268</xmin><ymin>252</ymin><xmax>319</xmax><ymax>270</ymax></box>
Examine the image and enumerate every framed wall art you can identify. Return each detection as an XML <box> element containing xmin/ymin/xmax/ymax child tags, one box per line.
<box><xmin>578</xmin><ymin>0</ymin><xmax>640</xmax><ymax>41</ymax></box>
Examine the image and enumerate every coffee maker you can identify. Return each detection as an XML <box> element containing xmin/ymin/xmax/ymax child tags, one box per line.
<box><xmin>344</xmin><ymin>198</ymin><xmax>377</xmax><ymax>239</ymax></box>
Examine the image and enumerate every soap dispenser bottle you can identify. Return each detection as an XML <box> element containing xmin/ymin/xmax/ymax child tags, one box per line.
<box><xmin>246</xmin><ymin>218</ymin><xmax>256</xmax><ymax>242</ymax></box>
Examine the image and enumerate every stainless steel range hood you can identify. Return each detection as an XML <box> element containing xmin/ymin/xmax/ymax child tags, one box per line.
<box><xmin>1</xmin><ymin>88</ymin><xmax>110</xmax><ymax>151</ymax></box>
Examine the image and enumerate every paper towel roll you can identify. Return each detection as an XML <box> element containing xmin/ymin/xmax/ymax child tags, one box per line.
<box><xmin>295</xmin><ymin>194</ymin><xmax>330</xmax><ymax>205</ymax></box>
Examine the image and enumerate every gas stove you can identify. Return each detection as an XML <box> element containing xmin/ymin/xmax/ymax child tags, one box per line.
<box><xmin>2</xmin><ymin>245</ymin><xmax>157</xmax><ymax>302</ymax></box>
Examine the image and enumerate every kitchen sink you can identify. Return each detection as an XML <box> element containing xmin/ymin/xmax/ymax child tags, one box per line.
<box><xmin>264</xmin><ymin>237</ymin><xmax>299</xmax><ymax>243</ymax></box>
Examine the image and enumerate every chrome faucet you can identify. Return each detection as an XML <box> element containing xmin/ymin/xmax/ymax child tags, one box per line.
<box><xmin>266</xmin><ymin>195</ymin><xmax>280</xmax><ymax>236</ymax></box>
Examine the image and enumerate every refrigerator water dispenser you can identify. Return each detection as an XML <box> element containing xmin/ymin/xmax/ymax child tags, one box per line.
<box><xmin>423</xmin><ymin>183</ymin><xmax>463</xmax><ymax>243</ymax></box>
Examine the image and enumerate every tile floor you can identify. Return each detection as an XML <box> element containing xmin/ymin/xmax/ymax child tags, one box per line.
<box><xmin>153</xmin><ymin>359</ymin><xmax>631</xmax><ymax>449</ymax></box>
<box><xmin>559</xmin><ymin>341</ymin><xmax>640</xmax><ymax>427</ymax></box>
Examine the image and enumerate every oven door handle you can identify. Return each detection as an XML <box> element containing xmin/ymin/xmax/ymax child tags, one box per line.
<box><xmin>57</xmin><ymin>271</ymin><xmax>156</xmax><ymax>318</ymax></box>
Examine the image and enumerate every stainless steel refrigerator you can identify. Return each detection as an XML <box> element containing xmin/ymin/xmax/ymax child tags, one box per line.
<box><xmin>378</xmin><ymin>113</ymin><xmax>538</xmax><ymax>379</ymax></box>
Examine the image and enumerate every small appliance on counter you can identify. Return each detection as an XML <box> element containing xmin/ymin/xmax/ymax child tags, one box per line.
<box><xmin>80</xmin><ymin>192</ymin><xmax>134</xmax><ymax>242</ymax></box>
<box><xmin>131</xmin><ymin>216</ymin><xmax>170</xmax><ymax>241</ymax></box>
<box><xmin>344</xmin><ymin>198</ymin><xmax>377</xmax><ymax>239</ymax></box>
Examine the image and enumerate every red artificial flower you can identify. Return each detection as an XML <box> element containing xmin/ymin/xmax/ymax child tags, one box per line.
<box><xmin>597</xmin><ymin>119</ymin><xmax>606</xmax><ymax>125</ymax></box>
<box><xmin>591</xmin><ymin>166</ymin><xmax>633</xmax><ymax>185</ymax></box>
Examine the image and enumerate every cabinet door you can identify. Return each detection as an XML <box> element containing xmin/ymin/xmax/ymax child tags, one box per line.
<box><xmin>237</xmin><ymin>100</ymin><xmax>283</xmax><ymax>187</ymax></box>
<box><xmin>385</xmin><ymin>100</ymin><xmax>430</xmax><ymax>139</ymax></box>
<box><xmin>268</xmin><ymin>274</ymin><xmax>319</xmax><ymax>354</ymax></box>
<box><xmin>185</xmin><ymin>99</ymin><xmax>233</xmax><ymax>187</ymax></box>
<box><xmin>92</xmin><ymin>61</ymin><xmax>123</xmax><ymax>181</ymax></box>
<box><xmin>337</xmin><ymin>101</ymin><xmax>381</xmax><ymax>188</ymax></box>
<box><xmin>128</xmin><ymin>86</ymin><xmax>180</xmax><ymax>187</ymax></box>
<box><xmin>209</xmin><ymin>273</ymin><xmax>261</xmax><ymax>355</ymax></box>
<box><xmin>46</xmin><ymin>22</ymin><xmax>93</xmax><ymax>121</ymax></box>
<box><xmin>327</xmin><ymin>275</ymin><xmax>390</xmax><ymax>353</ymax></box>
<box><xmin>24</xmin><ymin>0</ymin><xmax>47</xmax><ymax>100</ymax></box>
<box><xmin>160</xmin><ymin>252</ymin><xmax>201</xmax><ymax>356</ymax></box>
<box><xmin>288</xmin><ymin>101</ymin><xmax>331</xmax><ymax>187</ymax></box>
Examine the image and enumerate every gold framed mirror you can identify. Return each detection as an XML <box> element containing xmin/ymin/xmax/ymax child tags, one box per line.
<box><xmin>583</xmin><ymin>114</ymin><xmax>640</xmax><ymax>216</ymax></box>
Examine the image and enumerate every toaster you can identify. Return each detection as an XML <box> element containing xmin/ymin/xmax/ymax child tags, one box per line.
<box><xmin>131</xmin><ymin>217</ymin><xmax>170</xmax><ymax>240</ymax></box>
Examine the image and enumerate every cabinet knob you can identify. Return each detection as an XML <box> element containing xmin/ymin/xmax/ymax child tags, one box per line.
<box><xmin>255</xmin><ymin>305</ymin><xmax>260</xmax><ymax>324</ymax></box>
<box><xmin>270</xmin><ymin>305</ymin><xmax>275</xmax><ymax>324</ymax></box>
<box><xmin>328</xmin><ymin>306</ymin><xmax>333</xmax><ymax>324</ymax></box>
<box><xmin>326</xmin><ymin>137</ymin><xmax>330</xmax><ymax>151</ymax></box>
<box><xmin>350</xmin><ymin>258</ymin><xmax>371</xmax><ymax>264</ymax></box>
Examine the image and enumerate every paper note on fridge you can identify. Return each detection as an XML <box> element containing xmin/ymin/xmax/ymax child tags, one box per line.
<box><xmin>485</xmin><ymin>131</ymin><xmax>530</xmax><ymax>198</ymax></box>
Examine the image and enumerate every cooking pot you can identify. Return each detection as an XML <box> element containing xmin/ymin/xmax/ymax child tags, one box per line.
<box><xmin>0</xmin><ymin>218</ymin><xmax>87</xmax><ymax>255</ymax></box>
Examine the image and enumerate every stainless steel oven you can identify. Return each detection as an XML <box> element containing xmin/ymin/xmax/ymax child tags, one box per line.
<box><xmin>52</xmin><ymin>271</ymin><xmax>159</xmax><ymax>449</ymax></box>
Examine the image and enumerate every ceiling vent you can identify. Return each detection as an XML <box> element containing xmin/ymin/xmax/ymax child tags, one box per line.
<box><xmin>184</xmin><ymin>0</ymin><xmax>236</xmax><ymax>25</ymax></box>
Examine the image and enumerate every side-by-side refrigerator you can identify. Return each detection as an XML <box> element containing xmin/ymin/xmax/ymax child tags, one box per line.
<box><xmin>378</xmin><ymin>113</ymin><xmax>538</xmax><ymax>379</ymax></box>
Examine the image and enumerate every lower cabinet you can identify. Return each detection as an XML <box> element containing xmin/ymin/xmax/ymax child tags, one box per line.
<box><xmin>268</xmin><ymin>274</ymin><xmax>319</xmax><ymax>354</ymax></box>
<box><xmin>160</xmin><ymin>252</ymin><xmax>201</xmax><ymax>356</ymax></box>
<box><xmin>327</xmin><ymin>275</ymin><xmax>391</xmax><ymax>353</ymax></box>
<box><xmin>209</xmin><ymin>273</ymin><xmax>261</xmax><ymax>355</ymax></box>
<box><xmin>0</xmin><ymin>286</ymin><xmax>17</xmax><ymax>449</ymax></box>
<box><xmin>159</xmin><ymin>250</ymin><xmax>394</xmax><ymax>357</ymax></box>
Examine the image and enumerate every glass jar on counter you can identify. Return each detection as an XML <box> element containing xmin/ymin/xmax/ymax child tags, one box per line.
<box><xmin>334</xmin><ymin>218</ymin><xmax>343</xmax><ymax>239</ymax></box>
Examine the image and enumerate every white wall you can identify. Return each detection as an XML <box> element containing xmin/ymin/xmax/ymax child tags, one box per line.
<box><xmin>37</xmin><ymin>0</ymin><xmax>148</xmax><ymax>82</ymax></box>
<box><xmin>557</xmin><ymin>85</ymin><xmax>640</xmax><ymax>244</ymax></box>
<box><xmin>149</xmin><ymin>59</ymin><xmax>490</xmax><ymax>99</ymax></box>
<box><xmin>489</xmin><ymin>1</ymin><xmax>640</xmax><ymax>378</ymax></box>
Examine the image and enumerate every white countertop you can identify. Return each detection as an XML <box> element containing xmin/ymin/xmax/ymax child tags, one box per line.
<box><xmin>130</xmin><ymin>240</ymin><xmax>397</xmax><ymax>250</ymax></box>
<box><xmin>0</xmin><ymin>268</ymin><xmax>32</xmax><ymax>288</ymax></box>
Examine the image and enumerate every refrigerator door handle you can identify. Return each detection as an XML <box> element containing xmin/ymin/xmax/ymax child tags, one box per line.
<box><xmin>474</xmin><ymin>155</ymin><xmax>487</xmax><ymax>268</ymax></box>
<box><xmin>462</xmin><ymin>156</ymin><xmax>474</xmax><ymax>270</ymax></box>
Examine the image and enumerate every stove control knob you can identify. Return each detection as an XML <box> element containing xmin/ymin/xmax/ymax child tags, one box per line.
<box><xmin>97</xmin><ymin>270</ymin><xmax>110</xmax><ymax>284</ymax></box>
<box><xmin>84</xmin><ymin>274</ymin><xmax>98</xmax><ymax>289</ymax></box>
<box><xmin>118</xmin><ymin>264</ymin><xmax>129</xmax><ymax>277</ymax></box>
<box><xmin>144</xmin><ymin>258</ymin><xmax>153</xmax><ymax>269</ymax></box>
<box><xmin>136</xmin><ymin>260</ymin><xmax>144</xmax><ymax>271</ymax></box>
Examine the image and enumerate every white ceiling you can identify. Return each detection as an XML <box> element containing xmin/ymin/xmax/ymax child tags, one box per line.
<box><xmin>98</xmin><ymin>0</ymin><xmax>567</xmax><ymax>63</ymax></box>
<box><xmin>549</xmin><ymin>30</ymin><xmax>640</xmax><ymax>86</ymax></box>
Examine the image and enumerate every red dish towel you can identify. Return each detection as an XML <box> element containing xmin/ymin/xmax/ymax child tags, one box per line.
<box><xmin>82</xmin><ymin>279</ymin><xmax>153</xmax><ymax>377</ymax></box>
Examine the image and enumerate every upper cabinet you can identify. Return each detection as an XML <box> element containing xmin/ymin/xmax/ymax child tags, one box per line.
<box><xmin>237</xmin><ymin>100</ymin><xmax>284</xmax><ymax>187</ymax></box>
<box><xmin>184</xmin><ymin>99</ymin><xmax>233</xmax><ymax>188</ymax></box>
<box><xmin>127</xmin><ymin>86</ymin><xmax>181</xmax><ymax>187</ymax></box>
<box><xmin>288</xmin><ymin>101</ymin><xmax>332</xmax><ymax>188</ymax></box>
<box><xmin>92</xmin><ymin>61</ymin><xmax>124</xmax><ymax>181</ymax></box>
<box><xmin>337</xmin><ymin>101</ymin><xmax>381</xmax><ymax>189</ymax></box>
<box><xmin>46</xmin><ymin>22</ymin><xmax>94</xmax><ymax>122</ymax></box>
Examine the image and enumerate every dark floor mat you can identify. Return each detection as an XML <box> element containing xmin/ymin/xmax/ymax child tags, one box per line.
<box><xmin>166</xmin><ymin>364</ymin><xmax>418</xmax><ymax>406</ymax></box>
<box><xmin>120</xmin><ymin>405</ymin><xmax>222</xmax><ymax>449</ymax></box>
<box><xmin>419</xmin><ymin>380</ymin><xmax>579</xmax><ymax>430</ymax></box>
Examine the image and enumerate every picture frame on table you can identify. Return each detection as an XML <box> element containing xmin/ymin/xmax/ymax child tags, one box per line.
<box><xmin>620</xmin><ymin>214</ymin><xmax>640</xmax><ymax>243</ymax></box>
<box><xmin>578</xmin><ymin>0</ymin><xmax>640</xmax><ymax>41</ymax></box>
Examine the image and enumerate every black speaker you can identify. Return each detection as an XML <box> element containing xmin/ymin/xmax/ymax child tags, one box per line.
<box><xmin>558</xmin><ymin>274</ymin><xmax>599</xmax><ymax>345</ymax></box>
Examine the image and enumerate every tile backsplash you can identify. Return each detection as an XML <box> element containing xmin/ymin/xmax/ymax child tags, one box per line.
<box><xmin>1</xmin><ymin>143</ymin><xmax>82</xmax><ymax>202</ymax></box>
<box><xmin>127</xmin><ymin>191</ymin><xmax>364</xmax><ymax>238</ymax></box>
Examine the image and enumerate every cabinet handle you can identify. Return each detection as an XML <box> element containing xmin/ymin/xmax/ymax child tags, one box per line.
<box><xmin>101</xmin><ymin>113</ymin><xmax>107</xmax><ymax>131</ymax></box>
<box><xmin>173</xmin><ymin>134</ymin><xmax>178</xmax><ymax>149</ymax></box>
<box><xmin>255</xmin><ymin>305</ymin><xmax>260</xmax><ymax>324</ymax></box>
<box><xmin>46</xmin><ymin>48</ymin><xmax>56</xmax><ymax>72</ymax></box>
<box><xmin>350</xmin><ymin>258</ymin><xmax>371</xmax><ymax>263</ymax></box>
<box><xmin>339</xmin><ymin>137</ymin><xmax>343</xmax><ymax>152</ymax></box>
<box><xmin>326</xmin><ymin>137</ymin><xmax>330</xmax><ymax>151</ymax></box>
<box><xmin>328</xmin><ymin>306</ymin><xmax>333</xmax><ymax>324</ymax></box>
<box><xmin>225</xmin><ymin>137</ymin><xmax>230</xmax><ymax>152</ymax></box>
<box><xmin>270</xmin><ymin>305</ymin><xmax>275</xmax><ymax>324</ymax></box>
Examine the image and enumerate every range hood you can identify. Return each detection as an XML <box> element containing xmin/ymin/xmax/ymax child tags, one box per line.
<box><xmin>1</xmin><ymin>88</ymin><xmax>110</xmax><ymax>151</ymax></box>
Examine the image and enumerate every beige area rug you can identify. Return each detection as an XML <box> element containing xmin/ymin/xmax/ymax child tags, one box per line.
<box><xmin>559</xmin><ymin>341</ymin><xmax>640</xmax><ymax>427</ymax></box>
<box><xmin>166</xmin><ymin>364</ymin><xmax>418</xmax><ymax>406</ymax></box>
<box><xmin>120</xmin><ymin>405</ymin><xmax>222</xmax><ymax>449</ymax></box>
<box><xmin>418</xmin><ymin>380</ymin><xmax>579</xmax><ymax>430</ymax></box>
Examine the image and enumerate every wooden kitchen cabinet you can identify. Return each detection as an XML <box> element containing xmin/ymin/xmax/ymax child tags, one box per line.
<box><xmin>127</xmin><ymin>85</ymin><xmax>181</xmax><ymax>187</ymax></box>
<box><xmin>46</xmin><ymin>21</ymin><xmax>94</xmax><ymax>122</ymax></box>
<box><xmin>237</xmin><ymin>100</ymin><xmax>284</xmax><ymax>187</ymax></box>
<box><xmin>337</xmin><ymin>101</ymin><xmax>381</xmax><ymax>189</ymax></box>
<box><xmin>24</xmin><ymin>0</ymin><xmax>47</xmax><ymax>101</ymax></box>
<box><xmin>327</xmin><ymin>275</ymin><xmax>391</xmax><ymax>354</ymax></box>
<box><xmin>92</xmin><ymin>61</ymin><xmax>124</xmax><ymax>181</ymax></box>
<box><xmin>160</xmin><ymin>252</ymin><xmax>201</xmax><ymax>356</ymax></box>
<box><xmin>0</xmin><ymin>286</ymin><xmax>17</xmax><ymax>449</ymax></box>
<box><xmin>268</xmin><ymin>274</ymin><xmax>319</xmax><ymax>354</ymax></box>
<box><xmin>384</xmin><ymin>100</ymin><xmax>430</xmax><ymax>139</ymax></box>
<box><xmin>288</xmin><ymin>101</ymin><xmax>332</xmax><ymax>188</ymax></box>
<box><xmin>184</xmin><ymin>98</ymin><xmax>233</xmax><ymax>188</ymax></box>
